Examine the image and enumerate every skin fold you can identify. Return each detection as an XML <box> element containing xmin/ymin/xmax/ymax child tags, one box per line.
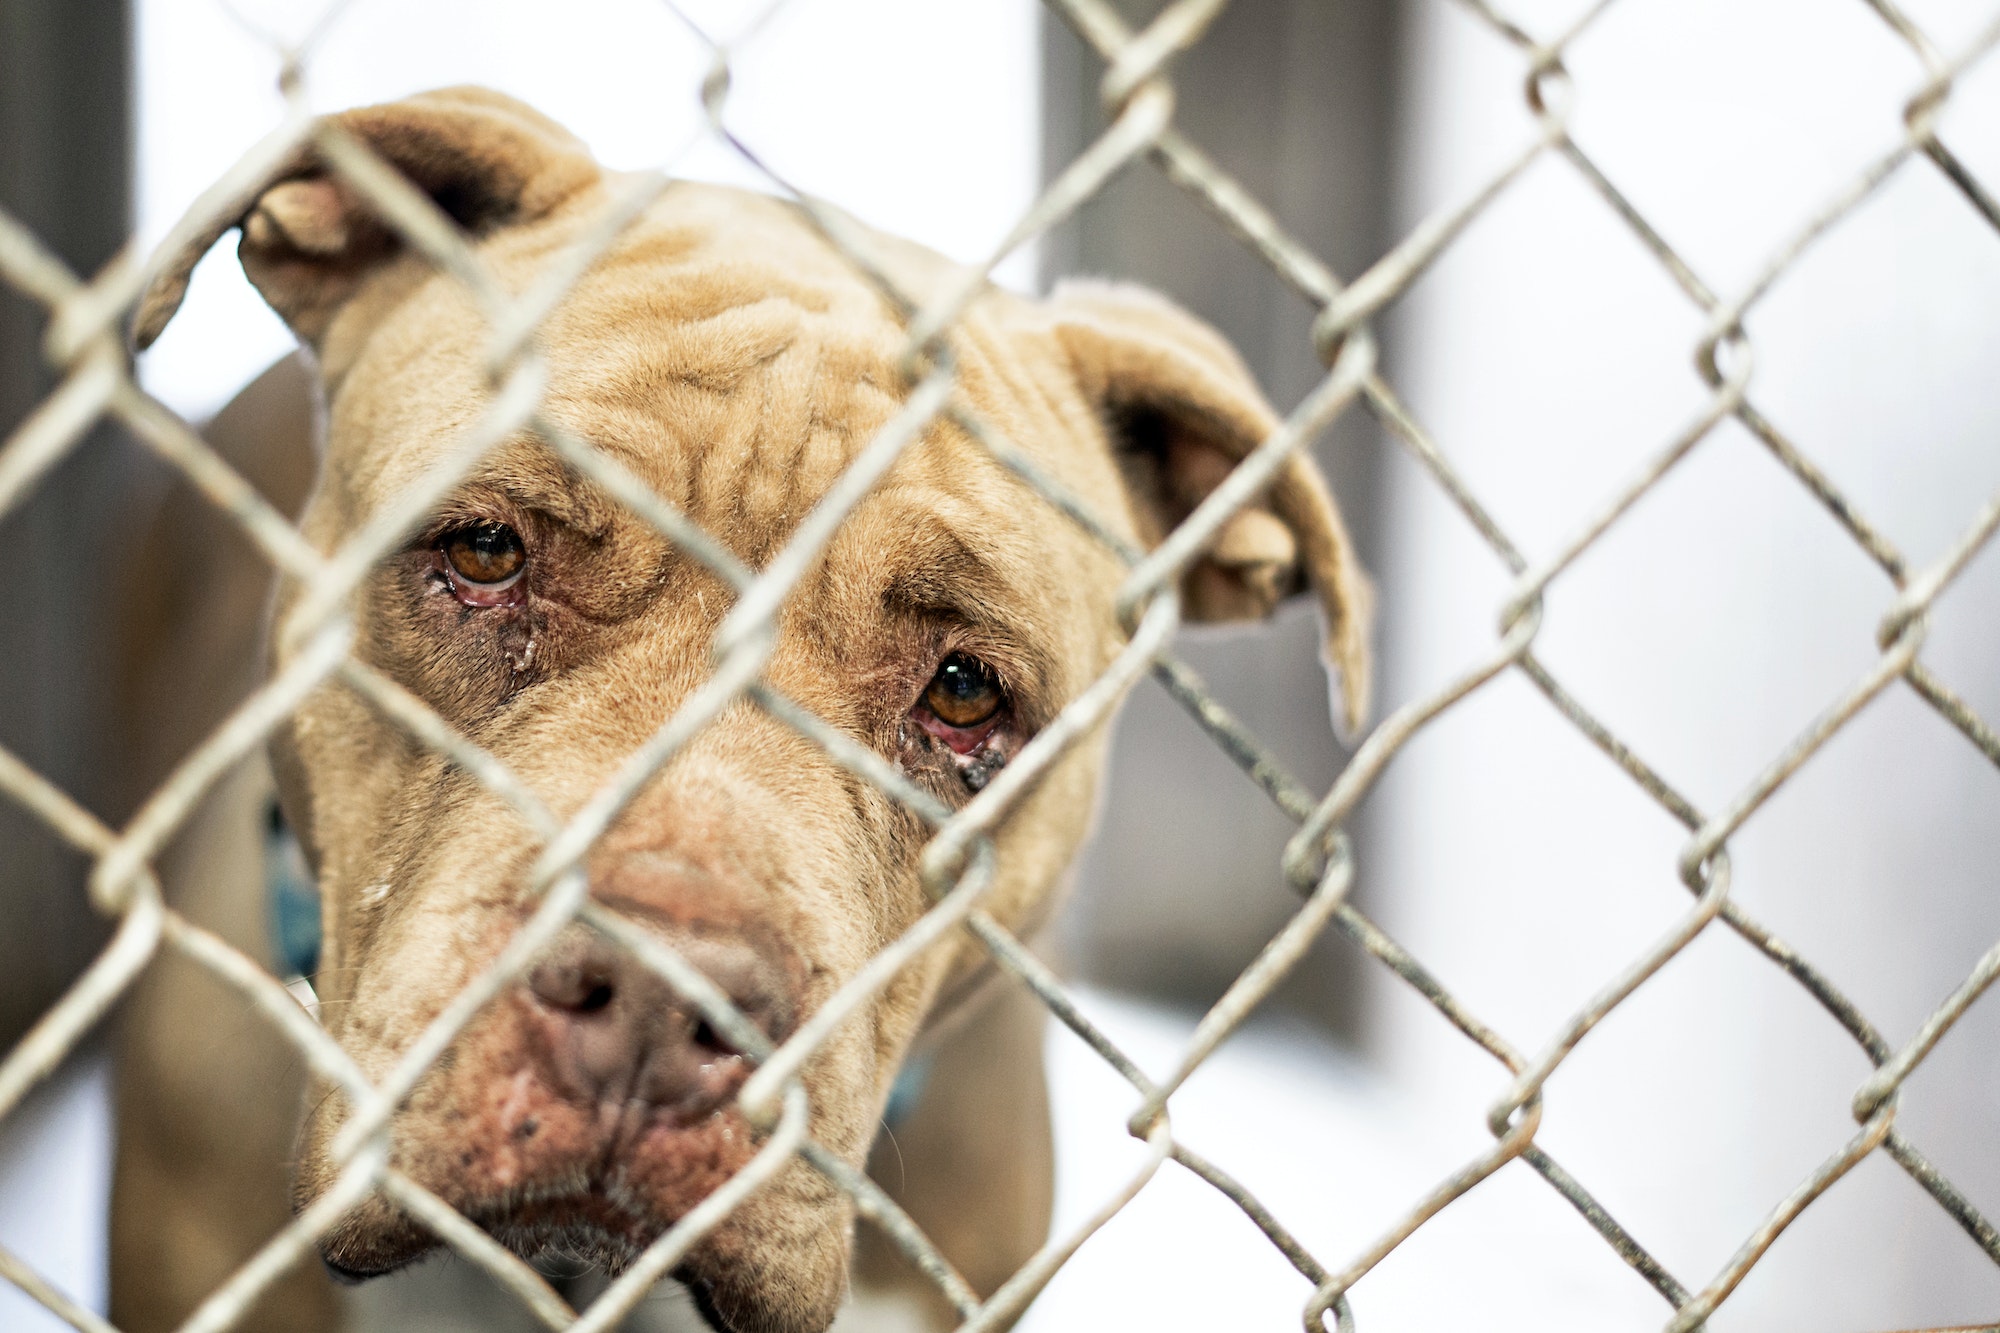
<box><xmin>113</xmin><ymin>87</ymin><xmax>1370</xmax><ymax>1333</ymax></box>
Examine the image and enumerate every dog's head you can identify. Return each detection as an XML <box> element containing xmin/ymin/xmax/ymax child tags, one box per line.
<box><xmin>138</xmin><ymin>88</ymin><xmax>1368</xmax><ymax>1333</ymax></box>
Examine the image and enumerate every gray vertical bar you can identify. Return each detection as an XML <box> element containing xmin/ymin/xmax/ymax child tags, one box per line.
<box><xmin>1042</xmin><ymin>0</ymin><xmax>1399</xmax><ymax>1035</ymax></box>
<box><xmin>0</xmin><ymin>0</ymin><xmax>136</xmax><ymax>1047</ymax></box>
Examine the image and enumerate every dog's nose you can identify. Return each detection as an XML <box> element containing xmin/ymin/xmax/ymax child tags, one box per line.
<box><xmin>525</xmin><ymin>929</ymin><xmax>792</xmax><ymax>1119</ymax></box>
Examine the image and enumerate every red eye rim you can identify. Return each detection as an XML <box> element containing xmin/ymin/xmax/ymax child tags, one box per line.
<box><xmin>437</xmin><ymin>522</ymin><xmax>527</xmax><ymax>607</ymax></box>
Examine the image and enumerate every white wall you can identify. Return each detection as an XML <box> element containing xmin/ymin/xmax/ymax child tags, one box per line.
<box><xmin>135</xmin><ymin>0</ymin><xmax>1042</xmax><ymax>421</ymax></box>
<box><xmin>1368</xmin><ymin>0</ymin><xmax>2000</xmax><ymax>1328</ymax></box>
<box><xmin>0</xmin><ymin>1058</ymin><xmax>112</xmax><ymax>1333</ymax></box>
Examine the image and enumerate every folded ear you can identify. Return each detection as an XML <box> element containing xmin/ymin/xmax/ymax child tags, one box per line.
<box><xmin>133</xmin><ymin>86</ymin><xmax>600</xmax><ymax>353</ymax></box>
<box><xmin>1049</xmin><ymin>280</ymin><xmax>1373</xmax><ymax>733</ymax></box>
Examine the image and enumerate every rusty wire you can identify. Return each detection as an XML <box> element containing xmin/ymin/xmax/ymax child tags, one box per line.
<box><xmin>3</xmin><ymin>0</ymin><xmax>2000</xmax><ymax>1330</ymax></box>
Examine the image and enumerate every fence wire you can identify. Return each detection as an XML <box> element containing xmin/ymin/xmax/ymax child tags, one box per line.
<box><xmin>4</xmin><ymin>0</ymin><xmax>2000</xmax><ymax>1330</ymax></box>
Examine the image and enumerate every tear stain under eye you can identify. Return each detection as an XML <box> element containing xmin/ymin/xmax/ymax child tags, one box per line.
<box><xmin>961</xmin><ymin>747</ymin><xmax>1006</xmax><ymax>793</ymax></box>
<box><xmin>506</xmin><ymin>634</ymin><xmax>538</xmax><ymax>674</ymax></box>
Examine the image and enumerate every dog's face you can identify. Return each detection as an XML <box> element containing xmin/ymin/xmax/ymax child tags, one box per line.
<box><xmin>139</xmin><ymin>88</ymin><xmax>1368</xmax><ymax>1333</ymax></box>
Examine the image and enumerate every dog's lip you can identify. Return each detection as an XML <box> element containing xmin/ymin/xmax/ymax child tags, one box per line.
<box><xmin>684</xmin><ymin>1275</ymin><xmax>738</xmax><ymax>1332</ymax></box>
<box><xmin>319</xmin><ymin>1251</ymin><xmax>410</xmax><ymax>1286</ymax></box>
<box><xmin>312</xmin><ymin>1182</ymin><xmax>652</xmax><ymax>1285</ymax></box>
<box><xmin>321</xmin><ymin>1217</ymin><xmax>736</xmax><ymax>1333</ymax></box>
<box><xmin>310</xmin><ymin>1093</ymin><xmax>756</xmax><ymax>1275</ymax></box>
<box><xmin>460</xmin><ymin>1179</ymin><xmax>649</xmax><ymax>1233</ymax></box>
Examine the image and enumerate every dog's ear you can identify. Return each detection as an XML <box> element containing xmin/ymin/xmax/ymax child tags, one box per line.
<box><xmin>1049</xmin><ymin>280</ymin><xmax>1372</xmax><ymax>732</ymax></box>
<box><xmin>133</xmin><ymin>86</ymin><xmax>600</xmax><ymax>352</ymax></box>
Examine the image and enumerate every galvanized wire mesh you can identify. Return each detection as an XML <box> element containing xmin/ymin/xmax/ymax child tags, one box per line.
<box><xmin>5</xmin><ymin>0</ymin><xmax>2000</xmax><ymax>1330</ymax></box>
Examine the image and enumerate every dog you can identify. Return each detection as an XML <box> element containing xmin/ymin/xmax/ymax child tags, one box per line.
<box><xmin>112</xmin><ymin>86</ymin><xmax>1369</xmax><ymax>1333</ymax></box>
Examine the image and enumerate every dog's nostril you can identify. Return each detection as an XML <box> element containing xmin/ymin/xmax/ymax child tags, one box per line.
<box><xmin>527</xmin><ymin>957</ymin><xmax>620</xmax><ymax>1016</ymax></box>
<box><xmin>690</xmin><ymin>1017</ymin><xmax>732</xmax><ymax>1057</ymax></box>
<box><xmin>526</xmin><ymin>924</ymin><xmax>791</xmax><ymax>1111</ymax></box>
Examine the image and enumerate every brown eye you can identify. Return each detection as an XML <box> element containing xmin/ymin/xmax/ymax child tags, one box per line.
<box><xmin>442</xmin><ymin>522</ymin><xmax>525</xmax><ymax>587</ymax></box>
<box><xmin>924</xmin><ymin>653</ymin><xmax>1003</xmax><ymax>729</ymax></box>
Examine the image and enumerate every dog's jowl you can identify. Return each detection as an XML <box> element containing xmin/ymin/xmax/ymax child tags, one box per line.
<box><xmin>119</xmin><ymin>87</ymin><xmax>1369</xmax><ymax>1333</ymax></box>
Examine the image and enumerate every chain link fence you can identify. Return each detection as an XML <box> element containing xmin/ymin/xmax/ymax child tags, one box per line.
<box><xmin>4</xmin><ymin>0</ymin><xmax>2000</xmax><ymax>1329</ymax></box>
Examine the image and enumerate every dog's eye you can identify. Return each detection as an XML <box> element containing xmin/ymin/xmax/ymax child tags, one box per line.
<box><xmin>924</xmin><ymin>653</ymin><xmax>1003</xmax><ymax>729</ymax></box>
<box><xmin>441</xmin><ymin>522</ymin><xmax>526</xmax><ymax>588</ymax></box>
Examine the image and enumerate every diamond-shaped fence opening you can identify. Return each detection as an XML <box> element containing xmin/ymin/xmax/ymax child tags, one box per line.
<box><xmin>5</xmin><ymin>0</ymin><xmax>2000</xmax><ymax>1330</ymax></box>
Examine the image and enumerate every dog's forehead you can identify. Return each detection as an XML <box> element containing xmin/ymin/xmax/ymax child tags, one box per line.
<box><xmin>321</xmin><ymin>183</ymin><xmax>1021</xmax><ymax>552</ymax></box>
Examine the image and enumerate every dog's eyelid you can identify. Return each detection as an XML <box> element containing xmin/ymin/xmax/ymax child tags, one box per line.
<box><xmin>416</xmin><ymin>461</ymin><xmax>615</xmax><ymax>543</ymax></box>
<box><xmin>414</xmin><ymin>501</ymin><xmax>526</xmax><ymax>549</ymax></box>
<box><xmin>502</xmin><ymin>452</ymin><xmax>622</xmax><ymax>540</ymax></box>
<box><xmin>904</xmin><ymin>614</ymin><xmax>1018</xmax><ymax>678</ymax></box>
<box><xmin>879</xmin><ymin>560</ymin><xmax>1018</xmax><ymax>635</ymax></box>
<box><xmin>518</xmin><ymin>492</ymin><xmax>614</xmax><ymax>543</ymax></box>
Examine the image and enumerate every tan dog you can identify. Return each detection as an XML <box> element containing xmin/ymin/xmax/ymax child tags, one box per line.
<box><xmin>116</xmin><ymin>87</ymin><xmax>1368</xmax><ymax>1333</ymax></box>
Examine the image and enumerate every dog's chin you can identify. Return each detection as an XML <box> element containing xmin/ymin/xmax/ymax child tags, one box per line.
<box><xmin>314</xmin><ymin>1218</ymin><xmax>437</xmax><ymax>1286</ymax></box>
<box><xmin>318</xmin><ymin>1248</ymin><xmax>424</xmax><ymax>1287</ymax></box>
<box><xmin>314</xmin><ymin>1187</ymin><xmax>657</xmax><ymax>1280</ymax></box>
<box><xmin>299</xmin><ymin>1066</ymin><xmax>852</xmax><ymax>1332</ymax></box>
<box><xmin>313</xmin><ymin>1193</ymin><xmax>840</xmax><ymax>1333</ymax></box>
<box><xmin>316</xmin><ymin>1221</ymin><xmax>727</xmax><ymax>1330</ymax></box>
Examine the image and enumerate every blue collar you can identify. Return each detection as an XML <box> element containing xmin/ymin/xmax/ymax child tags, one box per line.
<box><xmin>264</xmin><ymin>800</ymin><xmax>321</xmax><ymax>980</ymax></box>
<box><xmin>882</xmin><ymin>1051</ymin><xmax>933</xmax><ymax>1130</ymax></box>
